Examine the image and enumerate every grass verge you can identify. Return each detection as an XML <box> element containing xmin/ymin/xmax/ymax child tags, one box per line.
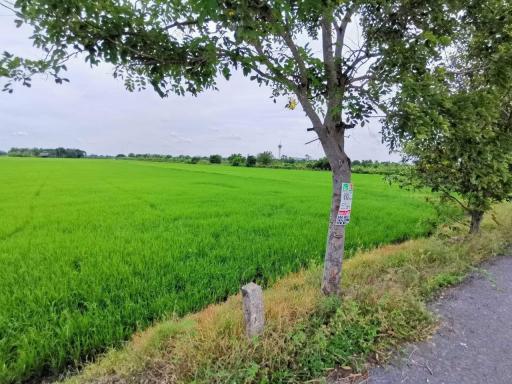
<box><xmin>62</xmin><ymin>203</ymin><xmax>512</xmax><ymax>384</ymax></box>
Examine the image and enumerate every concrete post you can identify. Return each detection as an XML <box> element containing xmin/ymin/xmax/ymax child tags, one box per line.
<box><xmin>241</xmin><ymin>282</ymin><xmax>264</xmax><ymax>338</ymax></box>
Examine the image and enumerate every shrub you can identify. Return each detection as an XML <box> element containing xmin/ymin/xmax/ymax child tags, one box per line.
<box><xmin>256</xmin><ymin>151</ymin><xmax>273</xmax><ymax>166</ymax></box>
<box><xmin>209</xmin><ymin>154</ymin><xmax>222</xmax><ymax>164</ymax></box>
<box><xmin>246</xmin><ymin>155</ymin><xmax>257</xmax><ymax>167</ymax></box>
<box><xmin>312</xmin><ymin>157</ymin><xmax>331</xmax><ymax>170</ymax></box>
<box><xmin>228</xmin><ymin>153</ymin><xmax>245</xmax><ymax>166</ymax></box>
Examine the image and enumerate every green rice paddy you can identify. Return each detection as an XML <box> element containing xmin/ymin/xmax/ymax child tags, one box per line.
<box><xmin>0</xmin><ymin>157</ymin><xmax>442</xmax><ymax>383</ymax></box>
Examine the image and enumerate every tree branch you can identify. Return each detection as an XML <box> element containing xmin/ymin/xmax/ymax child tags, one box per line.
<box><xmin>252</xmin><ymin>40</ymin><xmax>297</xmax><ymax>92</ymax></box>
<box><xmin>280</xmin><ymin>27</ymin><xmax>308</xmax><ymax>87</ymax></box>
<box><xmin>163</xmin><ymin>19</ymin><xmax>199</xmax><ymax>31</ymax></box>
<box><xmin>349</xmin><ymin>74</ymin><xmax>372</xmax><ymax>84</ymax></box>
<box><xmin>441</xmin><ymin>188</ymin><xmax>469</xmax><ymax>212</ymax></box>
<box><xmin>334</xmin><ymin>6</ymin><xmax>355</xmax><ymax>60</ymax></box>
<box><xmin>344</xmin><ymin>51</ymin><xmax>375</xmax><ymax>77</ymax></box>
<box><xmin>321</xmin><ymin>14</ymin><xmax>340</xmax><ymax>126</ymax></box>
<box><xmin>255</xmin><ymin>36</ymin><xmax>323</xmax><ymax>129</ymax></box>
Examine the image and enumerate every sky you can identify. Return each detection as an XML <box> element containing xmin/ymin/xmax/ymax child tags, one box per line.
<box><xmin>0</xmin><ymin>14</ymin><xmax>399</xmax><ymax>160</ymax></box>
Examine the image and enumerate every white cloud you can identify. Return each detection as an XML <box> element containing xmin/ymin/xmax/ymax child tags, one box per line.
<box><xmin>169</xmin><ymin>132</ymin><xmax>193</xmax><ymax>144</ymax></box>
<box><xmin>12</xmin><ymin>131</ymin><xmax>28</xmax><ymax>136</ymax></box>
<box><xmin>216</xmin><ymin>134</ymin><xmax>242</xmax><ymax>141</ymax></box>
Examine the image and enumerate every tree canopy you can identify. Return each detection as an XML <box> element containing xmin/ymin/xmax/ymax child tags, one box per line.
<box><xmin>383</xmin><ymin>0</ymin><xmax>512</xmax><ymax>232</ymax></box>
<box><xmin>2</xmin><ymin>0</ymin><xmax>460</xmax><ymax>129</ymax></box>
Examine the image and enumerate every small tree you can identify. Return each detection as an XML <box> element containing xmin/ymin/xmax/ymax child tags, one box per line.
<box><xmin>228</xmin><ymin>153</ymin><xmax>245</xmax><ymax>166</ymax></box>
<box><xmin>245</xmin><ymin>155</ymin><xmax>257</xmax><ymax>167</ymax></box>
<box><xmin>384</xmin><ymin>0</ymin><xmax>512</xmax><ymax>233</ymax></box>
<box><xmin>256</xmin><ymin>151</ymin><xmax>273</xmax><ymax>166</ymax></box>
<box><xmin>209</xmin><ymin>154</ymin><xmax>222</xmax><ymax>164</ymax></box>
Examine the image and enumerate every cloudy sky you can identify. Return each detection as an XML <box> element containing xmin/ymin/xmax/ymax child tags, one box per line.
<box><xmin>0</xmin><ymin>14</ymin><xmax>399</xmax><ymax>160</ymax></box>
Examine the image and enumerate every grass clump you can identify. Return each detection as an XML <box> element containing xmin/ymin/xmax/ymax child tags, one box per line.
<box><xmin>62</xmin><ymin>203</ymin><xmax>512</xmax><ymax>384</ymax></box>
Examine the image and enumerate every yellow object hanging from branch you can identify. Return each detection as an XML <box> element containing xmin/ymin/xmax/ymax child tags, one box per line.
<box><xmin>285</xmin><ymin>97</ymin><xmax>298</xmax><ymax>110</ymax></box>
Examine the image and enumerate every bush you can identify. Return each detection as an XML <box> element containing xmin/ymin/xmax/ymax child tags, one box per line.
<box><xmin>256</xmin><ymin>151</ymin><xmax>273</xmax><ymax>166</ymax></box>
<box><xmin>312</xmin><ymin>157</ymin><xmax>331</xmax><ymax>170</ymax></box>
<box><xmin>209</xmin><ymin>154</ymin><xmax>222</xmax><ymax>164</ymax></box>
<box><xmin>246</xmin><ymin>155</ymin><xmax>257</xmax><ymax>167</ymax></box>
<box><xmin>190</xmin><ymin>156</ymin><xmax>201</xmax><ymax>164</ymax></box>
<box><xmin>228</xmin><ymin>153</ymin><xmax>245</xmax><ymax>166</ymax></box>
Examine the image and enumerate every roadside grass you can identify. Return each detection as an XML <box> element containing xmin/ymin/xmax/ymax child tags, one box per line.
<box><xmin>63</xmin><ymin>203</ymin><xmax>512</xmax><ymax>384</ymax></box>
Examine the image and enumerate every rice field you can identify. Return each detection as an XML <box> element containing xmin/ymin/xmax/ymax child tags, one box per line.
<box><xmin>0</xmin><ymin>157</ymin><xmax>444</xmax><ymax>383</ymax></box>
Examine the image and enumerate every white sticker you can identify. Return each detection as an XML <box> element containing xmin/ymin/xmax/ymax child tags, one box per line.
<box><xmin>335</xmin><ymin>183</ymin><xmax>353</xmax><ymax>226</ymax></box>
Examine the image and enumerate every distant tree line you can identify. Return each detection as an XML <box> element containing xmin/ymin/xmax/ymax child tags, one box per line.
<box><xmin>2</xmin><ymin>148</ymin><xmax>405</xmax><ymax>175</ymax></box>
<box><xmin>306</xmin><ymin>158</ymin><xmax>408</xmax><ymax>174</ymax></box>
<box><xmin>7</xmin><ymin>147</ymin><xmax>86</xmax><ymax>158</ymax></box>
<box><xmin>114</xmin><ymin>152</ymin><xmax>405</xmax><ymax>175</ymax></box>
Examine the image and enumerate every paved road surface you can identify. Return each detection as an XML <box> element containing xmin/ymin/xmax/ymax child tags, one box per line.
<box><xmin>368</xmin><ymin>254</ymin><xmax>512</xmax><ymax>384</ymax></box>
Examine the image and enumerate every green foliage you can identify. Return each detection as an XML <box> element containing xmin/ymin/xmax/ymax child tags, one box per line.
<box><xmin>0</xmin><ymin>158</ymin><xmax>444</xmax><ymax>383</ymax></box>
<box><xmin>256</xmin><ymin>151</ymin><xmax>273</xmax><ymax>166</ymax></box>
<box><xmin>421</xmin><ymin>272</ymin><xmax>466</xmax><ymax>297</ymax></box>
<box><xmin>282</xmin><ymin>156</ymin><xmax>295</xmax><ymax>164</ymax></box>
<box><xmin>283</xmin><ymin>158</ymin><xmax>408</xmax><ymax>174</ymax></box>
<box><xmin>2</xmin><ymin>0</ymin><xmax>462</xmax><ymax>133</ymax></box>
<box><xmin>285</xmin><ymin>299</ymin><xmax>384</xmax><ymax>379</ymax></box>
<box><xmin>351</xmin><ymin>161</ymin><xmax>408</xmax><ymax>176</ymax></box>
<box><xmin>227</xmin><ymin>153</ymin><xmax>245</xmax><ymax>166</ymax></box>
<box><xmin>112</xmin><ymin>154</ymin><xmax>408</xmax><ymax>175</ymax></box>
<box><xmin>383</xmin><ymin>0</ymin><xmax>512</xmax><ymax>231</ymax></box>
<box><xmin>8</xmin><ymin>147</ymin><xmax>86</xmax><ymax>158</ymax></box>
<box><xmin>209</xmin><ymin>154</ymin><xmax>222</xmax><ymax>164</ymax></box>
<box><xmin>311</xmin><ymin>157</ymin><xmax>331</xmax><ymax>171</ymax></box>
<box><xmin>245</xmin><ymin>155</ymin><xmax>257</xmax><ymax>167</ymax></box>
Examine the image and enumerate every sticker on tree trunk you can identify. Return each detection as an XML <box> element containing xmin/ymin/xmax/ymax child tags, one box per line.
<box><xmin>335</xmin><ymin>183</ymin><xmax>353</xmax><ymax>226</ymax></box>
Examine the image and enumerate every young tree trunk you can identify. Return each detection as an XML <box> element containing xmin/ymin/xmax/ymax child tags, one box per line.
<box><xmin>320</xmin><ymin>131</ymin><xmax>351</xmax><ymax>295</ymax></box>
<box><xmin>469</xmin><ymin>210</ymin><xmax>484</xmax><ymax>234</ymax></box>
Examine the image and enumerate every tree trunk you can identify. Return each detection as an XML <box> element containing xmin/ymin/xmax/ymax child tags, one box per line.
<box><xmin>302</xmin><ymin>97</ymin><xmax>350</xmax><ymax>295</ymax></box>
<box><xmin>469</xmin><ymin>210</ymin><xmax>484</xmax><ymax>234</ymax></box>
<box><xmin>321</xmin><ymin>149</ymin><xmax>351</xmax><ymax>295</ymax></box>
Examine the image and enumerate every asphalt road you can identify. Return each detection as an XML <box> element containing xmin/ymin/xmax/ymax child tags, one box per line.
<box><xmin>368</xmin><ymin>254</ymin><xmax>512</xmax><ymax>384</ymax></box>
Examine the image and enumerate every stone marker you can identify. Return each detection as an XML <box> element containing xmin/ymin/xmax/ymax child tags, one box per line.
<box><xmin>241</xmin><ymin>282</ymin><xmax>265</xmax><ymax>338</ymax></box>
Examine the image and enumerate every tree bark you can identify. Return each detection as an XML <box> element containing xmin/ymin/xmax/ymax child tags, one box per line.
<box><xmin>320</xmin><ymin>131</ymin><xmax>351</xmax><ymax>295</ymax></box>
<box><xmin>469</xmin><ymin>210</ymin><xmax>484</xmax><ymax>234</ymax></box>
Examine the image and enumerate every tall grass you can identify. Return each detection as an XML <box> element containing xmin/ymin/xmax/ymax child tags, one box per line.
<box><xmin>0</xmin><ymin>158</ymin><xmax>446</xmax><ymax>383</ymax></box>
